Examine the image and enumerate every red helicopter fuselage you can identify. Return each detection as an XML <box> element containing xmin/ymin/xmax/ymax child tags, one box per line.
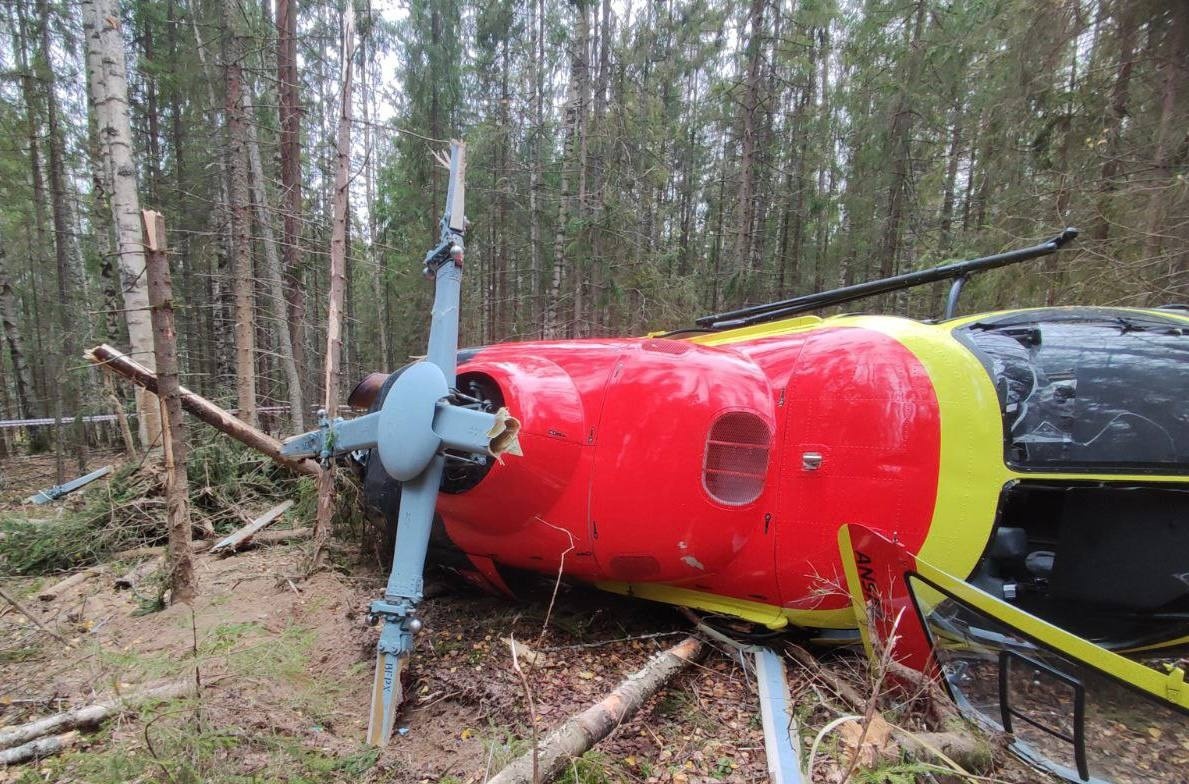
<box><xmin>359</xmin><ymin>306</ymin><xmax>1188</xmax><ymax>646</ymax></box>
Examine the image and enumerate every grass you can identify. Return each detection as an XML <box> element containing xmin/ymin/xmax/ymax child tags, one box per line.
<box><xmin>14</xmin><ymin>619</ymin><xmax>374</xmax><ymax>784</ymax></box>
<box><xmin>16</xmin><ymin>703</ymin><xmax>383</xmax><ymax>784</ymax></box>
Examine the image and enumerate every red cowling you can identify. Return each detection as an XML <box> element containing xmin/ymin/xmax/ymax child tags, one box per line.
<box><xmin>437</xmin><ymin>326</ymin><xmax>940</xmax><ymax>614</ymax></box>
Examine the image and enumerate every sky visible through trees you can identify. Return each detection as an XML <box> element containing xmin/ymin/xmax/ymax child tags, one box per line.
<box><xmin>0</xmin><ymin>0</ymin><xmax>1184</xmax><ymax>455</ymax></box>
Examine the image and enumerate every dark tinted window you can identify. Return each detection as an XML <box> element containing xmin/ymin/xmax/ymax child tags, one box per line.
<box><xmin>960</xmin><ymin>309</ymin><xmax>1188</xmax><ymax>471</ymax></box>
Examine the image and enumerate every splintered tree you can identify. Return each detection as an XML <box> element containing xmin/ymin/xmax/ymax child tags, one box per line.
<box><xmin>312</xmin><ymin>5</ymin><xmax>356</xmax><ymax>564</ymax></box>
<box><xmin>142</xmin><ymin>211</ymin><xmax>195</xmax><ymax>604</ymax></box>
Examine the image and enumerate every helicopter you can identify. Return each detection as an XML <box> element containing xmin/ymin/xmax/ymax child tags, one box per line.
<box><xmin>281</xmin><ymin>142</ymin><xmax>1188</xmax><ymax>748</ymax></box>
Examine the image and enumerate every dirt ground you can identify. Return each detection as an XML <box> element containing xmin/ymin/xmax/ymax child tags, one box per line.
<box><xmin>1</xmin><ymin>453</ymin><xmax>1181</xmax><ymax>784</ymax></box>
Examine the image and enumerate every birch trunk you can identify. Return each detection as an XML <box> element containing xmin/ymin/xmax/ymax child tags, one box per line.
<box><xmin>82</xmin><ymin>0</ymin><xmax>161</xmax><ymax>449</ymax></box>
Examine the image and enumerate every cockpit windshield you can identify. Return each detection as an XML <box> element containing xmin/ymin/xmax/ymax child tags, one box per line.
<box><xmin>958</xmin><ymin>309</ymin><xmax>1188</xmax><ymax>472</ymax></box>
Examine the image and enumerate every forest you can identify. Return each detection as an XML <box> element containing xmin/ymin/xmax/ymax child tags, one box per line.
<box><xmin>0</xmin><ymin>0</ymin><xmax>1184</xmax><ymax>457</ymax></box>
<box><xmin>0</xmin><ymin>1</ymin><xmax>1185</xmax><ymax>780</ymax></box>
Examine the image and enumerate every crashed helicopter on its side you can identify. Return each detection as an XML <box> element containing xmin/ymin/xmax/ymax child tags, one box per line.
<box><xmin>282</xmin><ymin>142</ymin><xmax>1188</xmax><ymax>776</ymax></box>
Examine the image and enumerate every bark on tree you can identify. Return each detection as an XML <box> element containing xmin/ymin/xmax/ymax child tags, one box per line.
<box><xmin>530</xmin><ymin>0</ymin><xmax>545</xmax><ymax>336</ymax></box>
<box><xmin>245</xmin><ymin>98</ymin><xmax>305</xmax><ymax>431</ymax></box>
<box><xmin>876</xmin><ymin>0</ymin><xmax>927</xmax><ymax>284</ymax></box>
<box><xmin>314</xmin><ymin>7</ymin><xmax>357</xmax><ymax>563</ymax></box>
<box><xmin>223</xmin><ymin>0</ymin><xmax>257</xmax><ymax>428</ymax></box>
<box><xmin>86</xmin><ymin>343</ymin><xmax>320</xmax><ymax>477</ymax></box>
<box><xmin>1092</xmin><ymin>0</ymin><xmax>1137</xmax><ymax>242</ymax></box>
<box><xmin>734</xmin><ymin>0</ymin><xmax>765</xmax><ymax>284</ymax></box>
<box><xmin>546</xmin><ymin>0</ymin><xmax>588</xmax><ymax>339</ymax></box>
<box><xmin>488</xmin><ymin>636</ymin><xmax>705</xmax><ymax>784</ymax></box>
<box><xmin>1142</xmin><ymin>2</ymin><xmax>1188</xmax><ymax>278</ymax></box>
<box><xmin>277</xmin><ymin>0</ymin><xmax>307</xmax><ymax>391</ymax></box>
<box><xmin>82</xmin><ymin>0</ymin><xmax>162</xmax><ymax>449</ymax></box>
<box><xmin>0</xmin><ymin>235</ymin><xmax>35</xmax><ymax>421</ymax></box>
<box><xmin>142</xmin><ymin>211</ymin><xmax>197</xmax><ymax>604</ymax></box>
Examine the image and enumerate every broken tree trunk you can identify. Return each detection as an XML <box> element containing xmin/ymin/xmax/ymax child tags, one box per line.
<box><xmin>0</xmin><ymin>680</ymin><xmax>191</xmax><ymax>751</ymax></box>
<box><xmin>312</xmin><ymin>8</ymin><xmax>355</xmax><ymax>565</ymax></box>
<box><xmin>143</xmin><ymin>211</ymin><xmax>197</xmax><ymax>604</ymax></box>
<box><xmin>85</xmin><ymin>344</ymin><xmax>320</xmax><ymax>477</ymax></box>
<box><xmin>211</xmin><ymin>500</ymin><xmax>294</xmax><ymax>554</ymax></box>
<box><xmin>488</xmin><ymin>636</ymin><xmax>705</xmax><ymax>784</ymax></box>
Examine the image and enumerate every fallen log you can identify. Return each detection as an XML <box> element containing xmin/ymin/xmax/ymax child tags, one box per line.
<box><xmin>211</xmin><ymin>500</ymin><xmax>294</xmax><ymax>554</ymax></box>
<box><xmin>85</xmin><ymin>344</ymin><xmax>320</xmax><ymax>477</ymax></box>
<box><xmin>488</xmin><ymin>636</ymin><xmax>705</xmax><ymax>784</ymax></box>
<box><xmin>0</xmin><ymin>680</ymin><xmax>191</xmax><ymax>751</ymax></box>
<box><xmin>112</xmin><ymin>527</ymin><xmax>310</xmax><ymax>562</ymax></box>
<box><xmin>39</xmin><ymin>566</ymin><xmax>108</xmax><ymax>602</ymax></box>
<box><xmin>0</xmin><ymin>731</ymin><xmax>78</xmax><ymax>765</ymax></box>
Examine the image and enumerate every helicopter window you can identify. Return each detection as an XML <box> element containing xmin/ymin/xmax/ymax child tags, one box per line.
<box><xmin>703</xmin><ymin>412</ymin><xmax>771</xmax><ymax>505</ymax></box>
<box><xmin>959</xmin><ymin>310</ymin><xmax>1188</xmax><ymax>472</ymax></box>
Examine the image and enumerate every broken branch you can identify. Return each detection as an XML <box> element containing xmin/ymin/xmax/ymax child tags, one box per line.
<box><xmin>488</xmin><ymin>636</ymin><xmax>705</xmax><ymax>784</ymax></box>
<box><xmin>0</xmin><ymin>731</ymin><xmax>79</xmax><ymax>765</ymax></box>
<box><xmin>211</xmin><ymin>500</ymin><xmax>295</xmax><ymax>554</ymax></box>
<box><xmin>0</xmin><ymin>680</ymin><xmax>192</xmax><ymax>751</ymax></box>
<box><xmin>85</xmin><ymin>344</ymin><xmax>320</xmax><ymax>477</ymax></box>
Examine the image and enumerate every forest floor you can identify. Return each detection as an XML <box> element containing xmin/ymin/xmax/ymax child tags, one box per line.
<box><xmin>0</xmin><ymin>450</ymin><xmax>1166</xmax><ymax>784</ymax></box>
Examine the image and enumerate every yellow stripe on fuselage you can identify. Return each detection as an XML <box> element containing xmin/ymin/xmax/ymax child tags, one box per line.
<box><xmin>616</xmin><ymin>309</ymin><xmax>1187</xmax><ymax>631</ymax></box>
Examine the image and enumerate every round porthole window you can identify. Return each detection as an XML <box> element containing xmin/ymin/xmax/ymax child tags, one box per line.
<box><xmin>703</xmin><ymin>411</ymin><xmax>771</xmax><ymax>505</ymax></box>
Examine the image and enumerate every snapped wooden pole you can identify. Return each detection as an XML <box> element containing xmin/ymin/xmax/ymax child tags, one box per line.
<box><xmin>85</xmin><ymin>344</ymin><xmax>321</xmax><ymax>478</ymax></box>
<box><xmin>143</xmin><ymin>210</ymin><xmax>197</xmax><ymax>604</ymax></box>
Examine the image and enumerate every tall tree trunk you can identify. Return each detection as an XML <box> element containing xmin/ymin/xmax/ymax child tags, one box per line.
<box><xmin>876</xmin><ymin>0</ymin><xmax>926</xmax><ymax>285</ymax></box>
<box><xmin>314</xmin><ymin>7</ymin><xmax>356</xmax><ymax>561</ymax></box>
<box><xmin>36</xmin><ymin>0</ymin><xmax>87</xmax><ymax>474</ymax></box>
<box><xmin>734</xmin><ymin>0</ymin><xmax>765</xmax><ymax>288</ymax></box>
<box><xmin>0</xmin><ymin>234</ymin><xmax>35</xmax><ymax>421</ymax></box>
<box><xmin>142</xmin><ymin>212</ymin><xmax>196</xmax><ymax>604</ymax></box>
<box><xmin>246</xmin><ymin>97</ymin><xmax>305</xmax><ymax>431</ymax></box>
<box><xmin>938</xmin><ymin>99</ymin><xmax>963</xmax><ymax>252</ymax></box>
<box><xmin>360</xmin><ymin>29</ymin><xmax>388</xmax><ymax>369</ymax></box>
<box><xmin>276</xmin><ymin>0</ymin><xmax>308</xmax><ymax>401</ymax></box>
<box><xmin>82</xmin><ymin>0</ymin><xmax>162</xmax><ymax>449</ymax></box>
<box><xmin>224</xmin><ymin>0</ymin><xmax>257</xmax><ymax>427</ymax></box>
<box><xmin>1090</xmin><ymin>0</ymin><xmax>1137</xmax><ymax>242</ymax></box>
<box><xmin>13</xmin><ymin>2</ymin><xmax>49</xmax><ymax>428</ymax></box>
<box><xmin>547</xmin><ymin>0</ymin><xmax>588</xmax><ymax>339</ymax></box>
<box><xmin>530</xmin><ymin>0</ymin><xmax>545</xmax><ymax>336</ymax></box>
<box><xmin>1142</xmin><ymin>2</ymin><xmax>1188</xmax><ymax>277</ymax></box>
